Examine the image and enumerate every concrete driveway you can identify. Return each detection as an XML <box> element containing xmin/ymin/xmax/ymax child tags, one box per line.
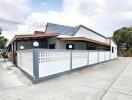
<box><xmin>0</xmin><ymin>57</ymin><xmax>132</xmax><ymax>100</ymax></box>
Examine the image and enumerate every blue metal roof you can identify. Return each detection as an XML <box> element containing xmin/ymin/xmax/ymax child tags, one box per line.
<box><xmin>46</xmin><ymin>23</ymin><xmax>80</xmax><ymax>36</ymax></box>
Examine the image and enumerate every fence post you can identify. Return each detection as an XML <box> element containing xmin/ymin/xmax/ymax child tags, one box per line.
<box><xmin>70</xmin><ymin>50</ymin><xmax>72</xmax><ymax>70</ymax></box>
<box><xmin>33</xmin><ymin>49</ymin><xmax>39</xmax><ymax>83</ymax></box>
<box><xmin>98</xmin><ymin>51</ymin><xmax>99</xmax><ymax>63</ymax></box>
<box><xmin>87</xmin><ymin>51</ymin><xmax>89</xmax><ymax>65</ymax></box>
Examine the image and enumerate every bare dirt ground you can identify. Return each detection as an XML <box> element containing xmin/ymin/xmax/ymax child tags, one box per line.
<box><xmin>0</xmin><ymin>57</ymin><xmax>132</xmax><ymax>100</ymax></box>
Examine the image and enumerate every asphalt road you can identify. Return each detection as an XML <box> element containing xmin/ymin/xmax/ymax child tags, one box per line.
<box><xmin>0</xmin><ymin>57</ymin><xmax>132</xmax><ymax>100</ymax></box>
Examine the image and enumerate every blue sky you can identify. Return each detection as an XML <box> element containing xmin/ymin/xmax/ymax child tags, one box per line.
<box><xmin>29</xmin><ymin>0</ymin><xmax>63</xmax><ymax>13</ymax></box>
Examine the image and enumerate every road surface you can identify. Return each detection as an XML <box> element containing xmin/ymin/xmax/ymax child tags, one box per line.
<box><xmin>0</xmin><ymin>57</ymin><xmax>132</xmax><ymax>100</ymax></box>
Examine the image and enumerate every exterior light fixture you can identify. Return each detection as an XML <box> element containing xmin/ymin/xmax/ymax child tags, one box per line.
<box><xmin>66</xmin><ymin>44</ymin><xmax>74</xmax><ymax>49</ymax></box>
<box><xmin>33</xmin><ymin>41</ymin><xmax>39</xmax><ymax>47</ymax></box>
<box><xmin>69</xmin><ymin>44</ymin><xmax>73</xmax><ymax>49</ymax></box>
<box><xmin>20</xmin><ymin>46</ymin><xmax>24</xmax><ymax>50</ymax></box>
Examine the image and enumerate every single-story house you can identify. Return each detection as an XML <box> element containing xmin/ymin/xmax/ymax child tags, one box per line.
<box><xmin>5</xmin><ymin>23</ymin><xmax>118</xmax><ymax>83</ymax></box>
<box><xmin>6</xmin><ymin>23</ymin><xmax>117</xmax><ymax>64</ymax></box>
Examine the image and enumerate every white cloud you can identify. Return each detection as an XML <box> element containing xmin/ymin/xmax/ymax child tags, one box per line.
<box><xmin>24</xmin><ymin>0</ymin><xmax>132</xmax><ymax>37</ymax></box>
<box><xmin>0</xmin><ymin>0</ymin><xmax>30</xmax><ymax>31</ymax></box>
<box><xmin>63</xmin><ymin>0</ymin><xmax>132</xmax><ymax>35</ymax></box>
<box><xmin>0</xmin><ymin>0</ymin><xmax>30</xmax><ymax>41</ymax></box>
<box><xmin>0</xmin><ymin>0</ymin><xmax>30</xmax><ymax>20</ymax></box>
<box><xmin>2</xmin><ymin>0</ymin><xmax>132</xmax><ymax>43</ymax></box>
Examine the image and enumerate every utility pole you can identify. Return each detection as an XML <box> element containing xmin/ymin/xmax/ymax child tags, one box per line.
<box><xmin>0</xmin><ymin>27</ymin><xmax>2</xmax><ymax>34</ymax></box>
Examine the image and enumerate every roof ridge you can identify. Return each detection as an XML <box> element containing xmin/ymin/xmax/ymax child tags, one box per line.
<box><xmin>47</xmin><ymin>22</ymin><xmax>76</xmax><ymax>28</ymax></box>
<box><xmin>46</xmin><ymin>22</ymin><xmax>78</xmax><ymax>36</ymax></box>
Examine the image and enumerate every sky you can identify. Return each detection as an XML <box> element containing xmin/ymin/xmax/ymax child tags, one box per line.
<box><xmin>0</xmin><ymin>0</ymin><xmax>132</xmax><ymax>42</ymax></box>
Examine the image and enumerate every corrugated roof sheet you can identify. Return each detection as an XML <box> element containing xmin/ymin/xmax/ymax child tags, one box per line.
<box><xmin>46</xmin><ymin>23</ymin><xmax>79</xmax><ymax>36</ymax></box>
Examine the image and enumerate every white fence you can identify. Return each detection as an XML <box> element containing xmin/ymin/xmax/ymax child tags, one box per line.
<box><xmin>17</xmin><ymin>49</ymin><xmax>114</xmax><ymax>82</ymax></box>
<box><xmin>72</xmin><ymin>50</ymin><xmax>88</xmax><ymax>69</ymax></box>
<box><xmin>38</xmin><ymin>50</ymin><xmax>71</xmax><ymax>77</ymax></box>
<box><xmin>38</xmin><ymin>49</ymin><xmax>111</xmax><ymax>78</ymax></box>
<box><xmin>17</xmin><ymin>50</ymin><xmax>33</xmax><ymax>76</ymax></box>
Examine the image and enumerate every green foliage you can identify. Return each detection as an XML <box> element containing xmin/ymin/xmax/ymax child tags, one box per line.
<box><xmin>113</xmin><ymin>27</ymin><xmax>132</xmax><ymax>56</ymax></box>
<box><xmin>0</xmin><ymin>28</ymin><xmax>8</xmax><ymax>49</ymax></box>
<box><xmin>0</xmin><ymin>36</ymin><xmax>8</xmax><ymax>49</ymax></box>
<box><xmin>113</xmin><ymin>27</ymin><xmax>132</xmax><ymax>50</ymax></box>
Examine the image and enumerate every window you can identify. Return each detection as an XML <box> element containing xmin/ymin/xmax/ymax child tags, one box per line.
<box><xmin>112</xmin><ymin>47</ymin><xmax>114</xmax><ymax>53</ymax></box>
<box><xmin>66</xmin><ymin>44</ymin><xmax>74</xmax><ymax>49</ymax></box>
<box><xmin>49</xmin><ymin>44</ymin><xmax>55</xmax><ymax>49</ymax></box>
<box><xmin>106</xmin><ymin>47</ymin><xmax>110</xmax><ymax>51</ymax></box>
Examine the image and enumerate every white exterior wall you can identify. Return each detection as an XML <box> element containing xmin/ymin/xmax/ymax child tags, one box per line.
<box><xmin>74</xmin><ymin>27</ymin><xmax>108</xmax><ymax>44</ymax></box>
<box><xmin>111</xmin><ymin>40</ymin><xmax>117</xmax><ymax>59</ymax></box>
<box><xmin>56</xmin><ymin>40</ymin><xmax>87</xmax><ymax>50</ymax></box>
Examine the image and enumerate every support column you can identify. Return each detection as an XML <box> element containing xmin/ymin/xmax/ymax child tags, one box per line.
<box><xmin>33</xmin><ymin>49</ymin><xmax>39</xmax><ymax>83</ymax></box>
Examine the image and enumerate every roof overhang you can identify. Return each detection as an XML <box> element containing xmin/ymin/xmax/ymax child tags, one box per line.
<box><xmin>58</xmin><ymin>37</ymin><xmax>110</xmax><ymax>46</ymax></box>
<box><xmin>8</xmin><ymin>33</ymin><xmax>58</xmax><ymax>46</ymax></box>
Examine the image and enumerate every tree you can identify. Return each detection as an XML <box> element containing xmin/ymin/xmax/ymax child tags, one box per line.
<box><xmin>113</xmin><ymin>27</ymin><xmax>132</xmax><ymax>56</ymax></box>
<box><xmin>0</xmin><ymin>36</ymin><xmax>8</xmax><ymax>49</ymax></box>
<box><xmin>113</xmin><ymin>27</ymin><xmax>132</xmax><ymax>50</ymax></box>
<box><xmin>0</xmin><ymin>28</ymin><xmax>8</xmax><ymax>49</ymax></box>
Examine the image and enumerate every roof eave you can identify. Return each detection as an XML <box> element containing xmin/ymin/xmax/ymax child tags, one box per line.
<box><xmin>8</xmin><ymin>33</ymin><xmax>58</xmax><ymax>46</ymax></box>
<box><xmin>58</xmin><ymin>37</ymin><xmax>110</xmax><ymax>46</ymax></box>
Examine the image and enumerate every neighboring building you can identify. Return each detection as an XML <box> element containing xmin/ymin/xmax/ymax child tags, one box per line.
<box><xmin>6</xmin><ymin>23</ymin><xmax>117</xmax><ymax>64</ymax></box>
